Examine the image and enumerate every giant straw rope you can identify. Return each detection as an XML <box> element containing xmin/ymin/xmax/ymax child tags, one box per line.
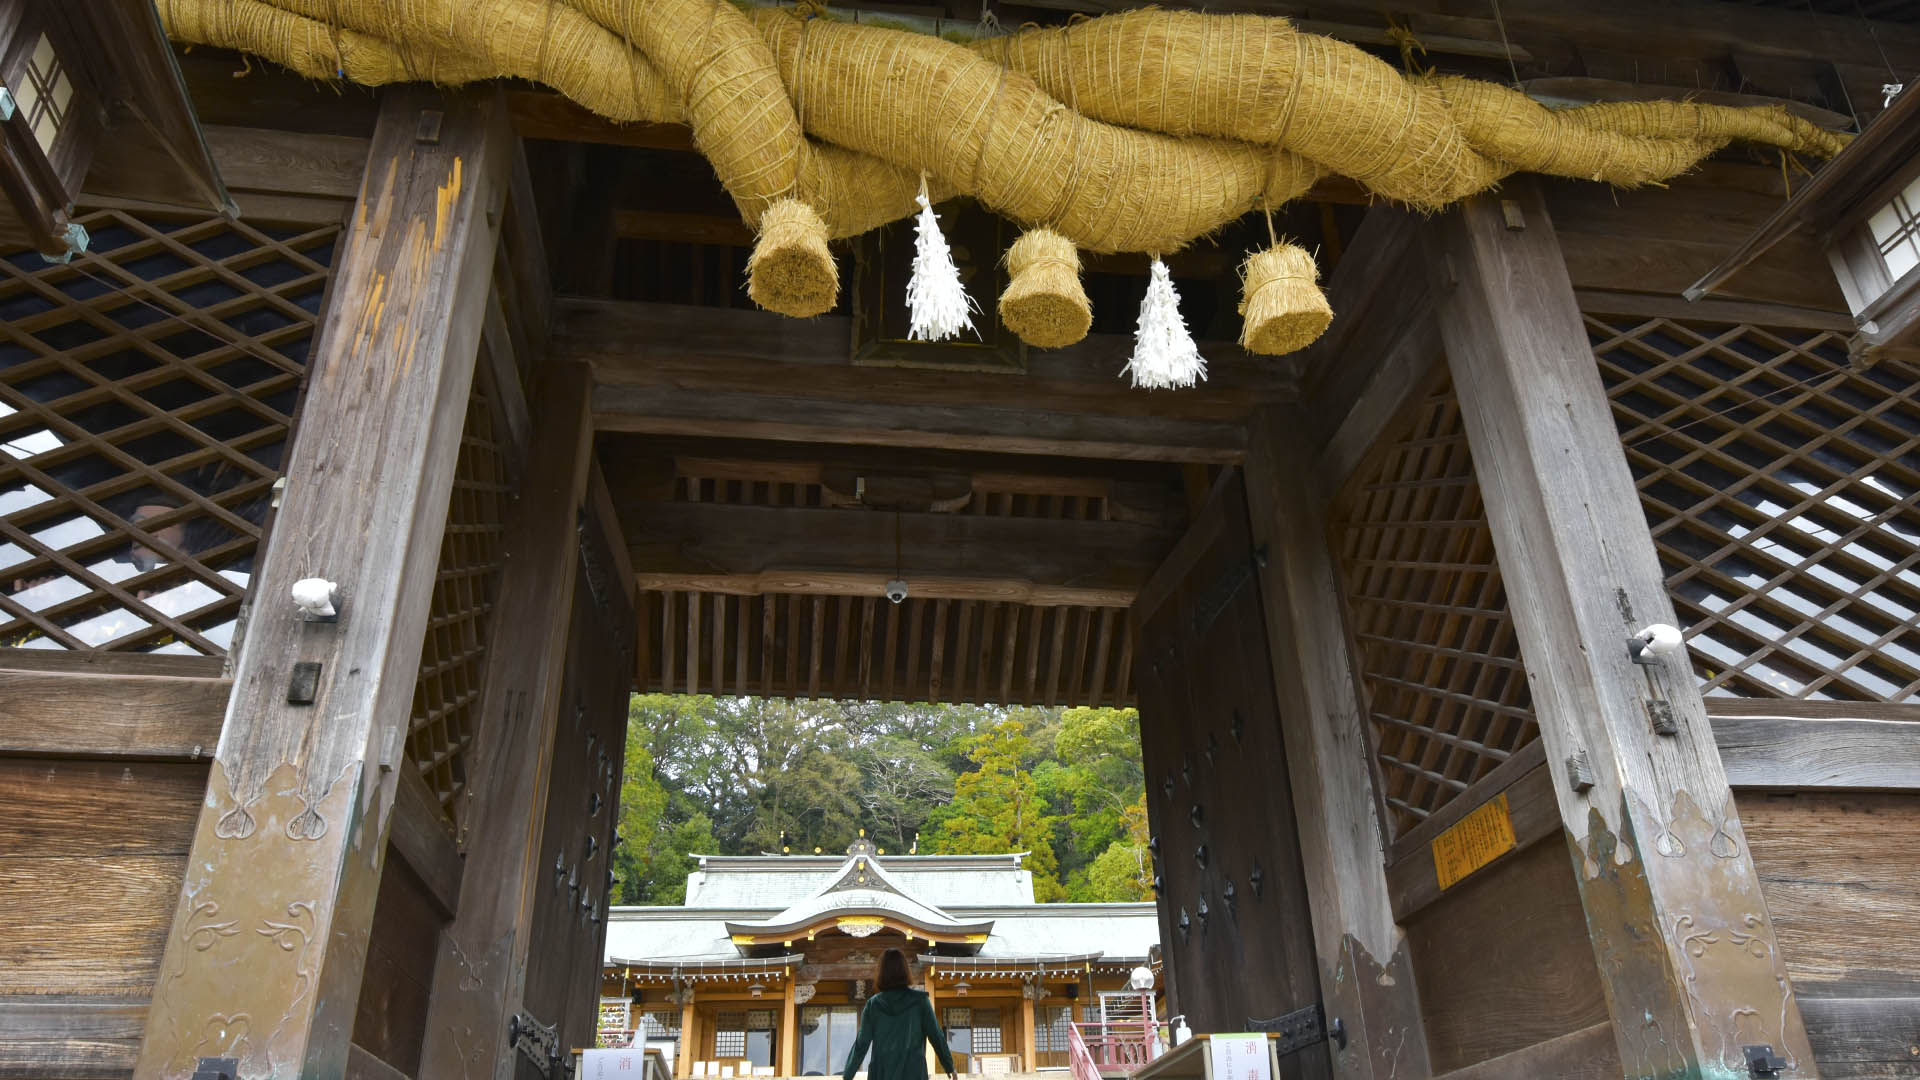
<box><xmin>159</xmin><ymin>0</ymin><xmax>1847</xmax><ymax>352</ymax></box>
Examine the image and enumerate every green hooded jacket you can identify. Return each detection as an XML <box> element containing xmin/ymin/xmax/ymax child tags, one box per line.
<box><xmin>841</xmin><ymin>988</ymin><xmax>956</xmax><ymax>1080</ymax></box>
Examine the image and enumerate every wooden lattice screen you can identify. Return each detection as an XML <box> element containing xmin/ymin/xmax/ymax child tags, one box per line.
<box><xmin>638</xmin><ymin>590</ymin><xmax>1134</xmax><ymax>707</ymax></box>
<box><xmin>1332</xmin><ymin>374</ymin><xmax>1538</xmax><ymax>837</ymax></box>
<box><xmin>406</xmin><ymin>382</ymin><xmax>514</xmax><ymax>827</ymax></box>
<box><xmin>0</xmin><ymin>208</ymin><xmax>336</xmax><ymax>658</ymax></box>
<box><xmin>1590</xmin><ymin>313</ymin><xmax>1920</xmax><ymax>701</ymax></box>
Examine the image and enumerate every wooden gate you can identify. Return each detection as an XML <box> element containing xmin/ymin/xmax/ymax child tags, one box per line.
<box><xmin>1130</xmin><ymin>471</ymin><xmax>1329</xmax><ymax>1078</ymax></box>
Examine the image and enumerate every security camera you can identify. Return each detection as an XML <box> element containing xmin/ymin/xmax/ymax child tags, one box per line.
<box><xmin>884</xmin><ymin>578</ymin><xmax>909</xmax><ymax>604</ymax></box>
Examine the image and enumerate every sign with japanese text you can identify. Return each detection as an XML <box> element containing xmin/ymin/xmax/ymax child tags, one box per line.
<box><xmin>1431</xmin><ymin>791</ymin><xmax>1516</xmax><ymax>890</ymax></box>
<box><xmin>583</xmin><ymin>1049</ymin><xmax>647</xmax><ymax>1078</ymax></box>
<box><xmin>1208</xmin><ymin>1034</ymin><xmax>1271</xmax><ymax>1080</ymax></box>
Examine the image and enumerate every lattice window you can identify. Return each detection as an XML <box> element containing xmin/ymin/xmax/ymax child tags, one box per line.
<box><xmin>1590</xmin><ymin>314</ymin><xmax>1920</xmax><ymax>700</ymax></box>
<box><xmin>969</xmin><ymin>1008</ymin><xmax>1003</xmax><ymax>1053</ymax></box>
<box><xmin>406</xmin><ymin>386</ymin><xmax>511</xmax><ymax>825</ymax></box>
<box><xmin>1333</xmin><ymin>375</ymin><xmax>1538</xmax><ymax>837</ymax></box>
<box><xmin>0</xmin><ymin>209</ymin><xmax>336</xmax><ymax>656</ymax></box>
<box><xmin>1034</xmin><ymin>1006</ymin><xmax>1073</xmax><ymax>1054</ymax></box>
<box><xmin>641</xmin><ymin>1010</ymin><xmax>683</xmax><ymax>1039</ymax></box>
<box><xmin>714</xmin><ymin>1012</ymin><xmax>748</xmax><ymax>1057</ymax></box>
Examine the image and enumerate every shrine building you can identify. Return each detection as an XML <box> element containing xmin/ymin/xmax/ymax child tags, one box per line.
<box><xmin>595</xmin><ymin>836</ymin><xmax>1161</xmax><ymax>1077</ymax></box>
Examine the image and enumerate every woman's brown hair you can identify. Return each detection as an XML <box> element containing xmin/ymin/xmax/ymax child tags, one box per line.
<box><xmin>875</xmin><ymin>947</ymin><xmax>911</xmax><ymax>991</ymax></box>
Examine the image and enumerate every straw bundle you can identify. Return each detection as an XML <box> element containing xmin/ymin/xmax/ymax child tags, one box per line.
<box><xmin>980</xmin><ymin>10</ymin><xmax>1495</xmax><ymax>209</ymax></box>
<box><xmin>755</xmin><ymin>14</ymin><xmax>1270</xmax><ymax>255</ymax></box>
<box><xmin>160</xmin><ymin>0</ymin><xmax>1854</xmax><ymax>348</ymax></box>
<box><xmin>1238</xmin><ymin>245</ymin><xmax>1332</xmax><ymax>356</ymax></box>
<box><xmin>747</xmin><ymin>198</ymin><xmax>839</xmax><ymax>317</ymax></box>
<box><xmin>999</xmin><ymin>229</ymin><xmax>1091</xmax><ymax>349</ymax></box>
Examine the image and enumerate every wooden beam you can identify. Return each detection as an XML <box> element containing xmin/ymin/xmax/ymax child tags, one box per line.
<box><xmin>1299</xmin><ymin>209</ymin><xmax>1445</xmax><ymax>490</ymax></box>
<box><xmin>595</xmin><ymin>385</ymin><xmax>1246</xmax><ymax>463</ymax></box>
<box><xmin>417</xmin><ymin>363</ymin><xmax>598</xmax><ymax>1080</ymax></box>
<box><xmin>0</xmin><ymin>671</ymin><xmax>226</xmax><ymax>759</ymax></box>
<box><xmin>1706</xmin><ymin>699</ymin><xmax>1920</xmax><ymax>792</ymax></box>
<box><xmin>0</xmin><ymin>997</ymin><xmax>147</xmax><ymax>1076</ymax></box>
<box><xmin>134</xmin><ymin>86</ymin><xmax>512</xmax><ymax>1079</ymax></box>
<box><xmin>1428</xmin><ymin>1022</ymin><xmax>1619</xmax><ymax>1080</ymax></box>
<box><xmin>1426</xmin><ymin>178</ymin><xmax>1817</xmax><ymax>1078</ymax></box>
<box><xmin>1243</xmin><ymin>415</ymin><xmax>1433</xmax><ymax>1080</ymax></box>
<box><xmin>562</xmin><ymin>297</ymin><xmax>1291</xmax><ymax>411</ymax></box>
<box><xmin>622</xmin><ymin>500</ymin><xmax>1173</xmax><ymax>607</ymax></box>
<box><xmin>389</xmin><ymin>760</ymin><xmax>464</xmax><ymax>920</ymax></box>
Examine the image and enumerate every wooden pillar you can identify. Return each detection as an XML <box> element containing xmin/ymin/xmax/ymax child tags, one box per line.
<box><xmin>779</xmin><ymin>979</ymin><xmax>799</xmax><ymax>1077</ymax></box>
<box><xmin>1426</xmin><ymin>179</ymin><xmax>1817</xmax><ymax>1077</ymax></box>
<box><xmin>1019</xmin><ymin>994</ymin><xmax>1037</xmax><ymax>1073</ymax></box>
<box><xmin>1245</xmin><ymin>416</ymin><xmax>1431</xmax><ymax>1080</ymax></box>
<box><xmin>133</xmin><ymin>87</ymin><xmax>510</xmax><ymax>1080</ymax></box>
<box><xmin>680</xmin><ymin>996</ymin><xmax>700</xmax><ymax>1078</ymax></box>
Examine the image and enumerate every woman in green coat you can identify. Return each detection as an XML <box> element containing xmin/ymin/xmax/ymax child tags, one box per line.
<box><xmin>841</xmin><ymin>949</ymin><xmax>957</xmax><ymax>1080</ymax></box>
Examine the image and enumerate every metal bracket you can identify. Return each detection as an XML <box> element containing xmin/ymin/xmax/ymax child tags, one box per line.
<box><xmin>1246</xmin><ymin>1003</ymin><xmax>1343</xmax><ymax>1056</ymax></box>
<box><xmin>508</xmin><ymin>1010</ymin><xmax>567</xmax><ymax>1078</ymax></box>
<box><xmin>191</xmin><ymin>1059</ymin><xmax>239</xmax><ymax>1080</ymax></box>
<box><xmin>1743</xmin><ymin>1044</ymin><xmax>1787</xmax><ymax>1077</ymax></box>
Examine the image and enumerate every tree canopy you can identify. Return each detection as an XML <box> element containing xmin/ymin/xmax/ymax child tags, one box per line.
<box><xmin>612</xmin><ymin>695</ymin><xmax>1150</xmax><ymax>905</ymax></box>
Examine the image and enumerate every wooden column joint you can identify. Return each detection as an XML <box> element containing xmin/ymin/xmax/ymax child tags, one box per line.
<box><xmin>1424</xmin><ymin>178</ymin><xmax>1818</xmax><ymax>1078</ymax></box>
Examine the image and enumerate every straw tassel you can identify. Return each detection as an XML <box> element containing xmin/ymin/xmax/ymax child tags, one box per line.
<box><xmin>906</xmin><ymin>176</ymin><xmax>977</xmax><ymax>342</ymax></box>
<box><xmin>1238</xmin><ymin>242</ymin><xmax>1333</xmax><ymax>356</ymax></box>
<box><xmin>999</xmin><ymin>228</ymin><xmax>1092</xmax><ymax>349</ymax></box>
<box><xmin>1124</xmin><ymin>258</ymin><xmax>1206</xmax><ymax>390</ymax></box>
<box><xmin>746</xmin><ymin>198</ymin><xmax>838</xmax><ymax>318</ymax></box>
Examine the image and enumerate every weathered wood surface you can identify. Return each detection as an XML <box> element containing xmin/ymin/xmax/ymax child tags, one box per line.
<box><xmin>351</xmin><ymin>859</ymin><xmax>446</xmax><ymax>1077</ymax></box>
<box><xmin>1295</xmin><ymin>208</ymin><xmax>1436</xmax><ymax>454</ymax></box>
<box><xmin>1547</xmin><ymin>165</ymin><xmax>1849</xmax><ymax>311</ymax></box>
<box><xmin>0</xmin><ymin>650</ymin><xmax>225</xmax><ymax>678</ymax></box>
<box><xmin>594</xmin><ymin>384</ymin><xmax>1248</xmax><ymax>463</ymax></box>
<box><xmin>418</xmin><ymin>364</ymin><xmax>597</xmax><ymax>1079</ymax></box>
<box><xmin>0</xmin><ymin>760</ymin><xmax>205</xmax><ymax>856</ymax></box>
<box><xmin>565</xmin><ymin>299</ymin><xmax>1290</xmax><ymax>407</ymax></box>
<box><xmin>1131</xmin><ymin>472</ymin><xmax>1330</xmax><ymax>1079</ymax></box>
<box><xmin>0</xmin><ymin>997</ymin><xmax>148</xmax><ymax>1079</ymax></box>
<box><xmin>1389</xmin><ymin>709</ymin><xmax>1920</xmax><ymax>919</ymax></box>
<box><xmin>389</xmin><ymin>758</ymin><xmax>464</xmax><ymax>919</ymax></box>
<box><xmin>1244</xmin><ymin>415</ymin><xmax>1431</xmax><ymax>1080</ymax></box>
<box><xmin>135</xmin><ymin>87</ymin><xmax>512</xmax><ymax>1080</ymax></box>
<box><xmin>1386</xmin><ymin>745</ymin><xmax>1558</xmax><ymax>921</ymax></box>
<box><xmin>519</xmin><ymin>543</ymin><xmax>637</xmax><ymax>1067</ymax></box>
<box><xmin>1427</xmin><ymin>1022</ymin><xmax>1619</xmax><ymax>1080</ymax></box>
<box><xmin>1428</xmin><ymin>179</ymin><xmax>1816</xmax><ymax>1076</ymax></box>
<box><xmin>0</xmin><ymin>672</ymin><xmax>227</xmax><ymax>760</ymax></box>
<box><xmin>347</xmin><ymin>1041</ymin><xmax>415</xmax><ymax>1080</ymax></box>
<box><xmin>622</xmin><ymin>500</ymin><xmax>1173</xmax><ymax>607</ymax></box>
<box><xmin>0</xmin><ymin>757</ymin><xmax>204</xmax><ymax>1000</ymax></box>
<box><xmin>1798</xmin><ymin>996</ymin><xmax>1920</xmax><ymax>1079</ymax></box>
<box><xmin>1406</xmin><ymin>838</ymin><xmax>1611</xmax><ymax>1072</ymax></box>
<box><xmin>1710</xmin><ymin>701</ymin><xmax>1920</xmax><ymax>792</ymax></box>
<box><xmin>1571</xmin><ymin>289</ymin><xmax>1856</xmax><ymax>332</ymax></box>
<box><xmin>1</xmin><ymin>856</ymin><xmax>185</xmax><ymax>997</ymax></box>
<box><xmin>1740</xmin><ymin>792</ymin><xmax>1920</xmax><ymax>997</ymax></box>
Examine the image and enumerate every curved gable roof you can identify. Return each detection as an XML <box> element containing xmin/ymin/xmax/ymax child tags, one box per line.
<box><xmin>723</xmin><ymin>849</ymin><xmax>993</xmax><ymax>949</ymax></box>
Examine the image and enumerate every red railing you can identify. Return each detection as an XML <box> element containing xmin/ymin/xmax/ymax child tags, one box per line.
<box><xmin>1071</xmin><ymin>1020</ymin><xmax>1157</xmax><ymax>1073</ymax></box>
<box><xmin>1066</xmin><ymin>1017</ymin><xmax>1105</xmax><ymax>1080</ymax></box>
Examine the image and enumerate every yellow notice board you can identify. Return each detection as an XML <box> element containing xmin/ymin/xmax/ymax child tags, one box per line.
<box><xmin>1431</xmin><ymin>792</ymin><xmax>1516</xmax><ymax>890</ymax></box>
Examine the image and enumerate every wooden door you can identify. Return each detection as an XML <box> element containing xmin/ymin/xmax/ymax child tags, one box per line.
<box><xmin>516</xmin><ymin>518</ymin><xmax>638</xmax><ymax>1077</ymax></box>
<box><xmin>1131</xmin><ymin>471</ymin><xmax>1329</xmax><ymax>1078</ymax></box>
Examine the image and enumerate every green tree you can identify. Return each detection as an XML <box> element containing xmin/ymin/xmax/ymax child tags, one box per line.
<box><xmin>1080</xmin><ymin>795</ymin><xmax>1154</xmax><ymax>901</ymax></box>
<box><xmin>922</xmin><ymin>719</ymin><xmax>1065</xmax><ymax>900</ymax></box>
